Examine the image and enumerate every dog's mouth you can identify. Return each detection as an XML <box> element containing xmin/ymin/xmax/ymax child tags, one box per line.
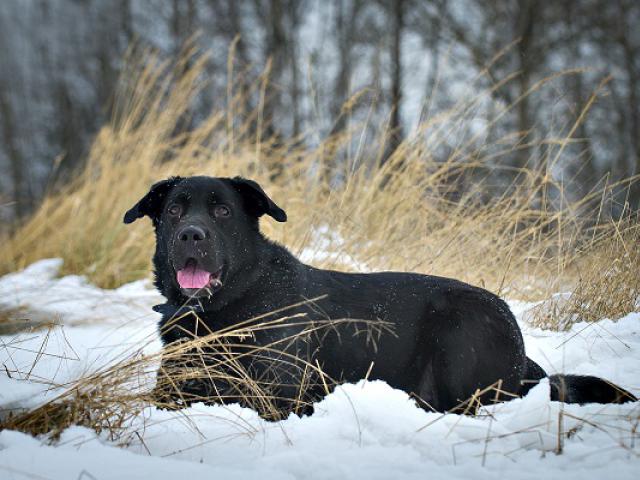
<box><xmin>176</xmin><ymin>258</ymin><xmax>223</xmax><ymax>294</ymax></box>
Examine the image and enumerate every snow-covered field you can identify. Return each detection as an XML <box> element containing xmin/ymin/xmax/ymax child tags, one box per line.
<box><xmin>1</xmin><ymin>259</ymin><xmax>638</xmax><ymax>480</ymax></box>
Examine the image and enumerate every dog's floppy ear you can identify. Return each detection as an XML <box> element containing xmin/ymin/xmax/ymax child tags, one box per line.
<box><xmin>123</xmin><ymin>177</ymin><xmax>182</xmax><ymax>224</ymax></box>
<box><xmin>230</xmin><ymin>177</ymin><xmax>287</xmax><ymax>222</ymax></box>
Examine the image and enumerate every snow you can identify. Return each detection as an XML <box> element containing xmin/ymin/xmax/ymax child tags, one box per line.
<box><xmin>297</xmin><ymin>225</ymin><xmax>370</xmax><ymax>271</ymax></box>
<box><xmin>0</xmin><ymin>258</ymin><xmax>163</xmax><ymax>326</ymax></box>
<box><xmin>1</xmin><ymin>260</ymin><xmax>638</xmax><ymax>480</ymax></box>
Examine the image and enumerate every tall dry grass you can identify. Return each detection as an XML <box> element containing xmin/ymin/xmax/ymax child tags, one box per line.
<box><xmin>0</xmin><ymin>47</ymin><xmax>638</xmax><ymax>325</ymax></box>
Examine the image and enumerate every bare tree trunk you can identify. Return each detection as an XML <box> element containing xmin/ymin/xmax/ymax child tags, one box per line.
<box><xmin>563</xmin><ymin>1</ymin><xmax>595</xmax><ymax>199</ymax></box>
<box><xmin>288</xmin><ymin>4</ymin><xmax>301</xmax><ymax>137</ymax></box>
<box><xmin>419</xmin><ymin>0</ymin><xmax>444</xmax><ymax>124</ymax></box>
<box><xmin>256</xmin><ymin>0</ymin><xmax>286</xmax><ymax>140</ymax></box>
<box><xmin>170</xmin><ymin>0</ymin><xmax>197</xmax><ymax>136</ymax></box>
<box><xmin>329</xmin><ymin>0</ymin><xmax>361</xmax><ymax>127</ymax></box>
<box><xmin>210</xmin><ymin>0</ymin><xmax>253</xmax><ymax>131</ymax></box>
<box><xmin>253</xmin><ymin>0</ymin><xmax>297</xmax><ymax>180</ymax></box>
<box><xmin>172</xmin><ymin>0</ymin><xmax>196</xmax><ymax>54</ymax></box>
<box><xmin>322</xmin><ymin>0</ymin><xmax>362</xmax><ymax>183</ymax></box>
<box><xmin>620</xmin><ymin>34</ymin><xmax>640</xmax><ymax>172</ymax></box>
<box><xmin>617</xmin><ymin>2</ymin><xmax>640</xmax><ymax>207</ymax></box>
<box><xmin>120</xmin><ymin>0</ymin><xmax>133</xmax><ymax>43</ymax></box>
<box><xmin>0</xmin><ymin>90</ymin><xmax>26</xmax><ymax>219</ymax></box>
<box><xmin>382</xmin><ymin>0</ymin><xmax>405</xmax><ymax>165</ymax></box>
<box><xmin>515</xmin><ymin>0</ymin><xmax>536</xmax><ymax>169</ymax></box>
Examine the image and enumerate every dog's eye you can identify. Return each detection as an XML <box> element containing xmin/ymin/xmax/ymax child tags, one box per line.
<box><xmin>167</xmin><ymin>204</ymin><xmax>182</xmax><ymax>216</ymax></box>
<box><xmin>213</xmin><ymin>205</ymin><xmax>230</xmax><ymax>218</ymax></box>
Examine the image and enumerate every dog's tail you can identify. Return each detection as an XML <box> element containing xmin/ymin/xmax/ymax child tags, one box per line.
<box><xmin>520</xmin><ymin>357</ymin><xmax>637</xmax><ymax>404</ymax></box>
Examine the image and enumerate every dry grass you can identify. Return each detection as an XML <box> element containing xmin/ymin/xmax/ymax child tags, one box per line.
<box><xmin>0</xmin><ymin>305</ymin><xmax>384</xmax><ymax>440</ymax></box>
<box><xmin>528</xmin><ymin>213</ymin><xmax>640</xmax><ymax>330</ymax></box>
<box><xmin>0</xmin><ymin>47</ymin><xmax>639</xmax><ymax>441</ymax></box>
<box><xmin>0</xmin><ymin>48</ymin><xmax>636</xmax><ymax>311</ymax></box>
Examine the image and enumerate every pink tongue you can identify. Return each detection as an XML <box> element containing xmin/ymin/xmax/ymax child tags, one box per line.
<box><xmin>177</xmin><ymin>265</ymin><xmax>211</xmax><ymax>289</ymax></box>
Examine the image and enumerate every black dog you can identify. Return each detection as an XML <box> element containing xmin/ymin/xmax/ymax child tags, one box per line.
<box><xmin>124</xmin><ymin>176</ymin><xmax>636</xmax><ymax>417</ymax></box>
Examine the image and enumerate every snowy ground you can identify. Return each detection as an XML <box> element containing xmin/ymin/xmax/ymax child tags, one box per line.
<box><xmin>0</xmin><ymin>259</ymin><xmax>638</xmax><ymax>480</ymax></box>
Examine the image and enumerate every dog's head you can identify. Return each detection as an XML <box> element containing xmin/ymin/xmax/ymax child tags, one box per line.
<box><xmin>124</xmin><ymin>176</ymin><xmax>286</xmax><ymax>301</ymax></box>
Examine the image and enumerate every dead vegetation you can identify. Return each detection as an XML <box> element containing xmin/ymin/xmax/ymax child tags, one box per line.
<box><xmin>0</xmin><ymin>306</ymin><xmax>388</xmax><ymax>441</ymax></box>
<box><xmin>529</xmin><ymin>214</ymin><xmax>640</xmax><ymax>330</ymax></box>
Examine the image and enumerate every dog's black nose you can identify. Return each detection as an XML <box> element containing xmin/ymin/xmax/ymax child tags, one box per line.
<box><xmin>177</xmin><ymin>225</ymin><xmax>207</xmax><ymax>242</ymax></box>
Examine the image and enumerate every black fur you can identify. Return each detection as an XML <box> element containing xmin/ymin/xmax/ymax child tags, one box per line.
<box><xmin>124</xmin><ymin>176</ymin><xmax>637</xmax><ymax>417</ymax></box>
